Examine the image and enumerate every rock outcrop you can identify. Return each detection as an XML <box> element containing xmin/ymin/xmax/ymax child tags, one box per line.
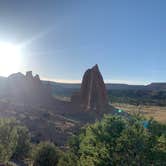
<box><xmin>71</xmin><ymin>64</ymin><xmax>108</xmax><ymax>112</ymax></box>
<box><xmin>7</xmin><ymin>71</ymin><xmax>53</xmax><ymax>105</ymax></box>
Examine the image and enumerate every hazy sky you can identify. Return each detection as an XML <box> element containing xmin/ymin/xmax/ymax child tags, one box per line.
<box><xmin>0</xmin><ymin>0</ymin><xmax>165</xmax><ymax>84</ymax></box>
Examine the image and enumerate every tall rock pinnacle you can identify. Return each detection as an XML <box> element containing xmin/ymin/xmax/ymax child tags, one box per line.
<box><xmin>77</xmin><ymin>64</ymin><xmax>108</xmax><ymax>112</ymax></box>
<box><xmin>26</xmin><ymin>71</ymin><xmax>33</xmax><ymax>80</ymax></box>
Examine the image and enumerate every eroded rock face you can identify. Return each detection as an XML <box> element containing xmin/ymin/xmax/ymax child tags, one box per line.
<box><xmin>72</xmin><ymin>64</ymin><xmax>108</xmax><ymax>112</ymax></box>
<box><xmin>7</xmin><ymin>71</ymin><xmax>53</xmax><ymax>105</ymax></box>
<box><xmin>34</xmin><ymin>74</ymin><xmax>41</xmax><ymax>84</ymax></box>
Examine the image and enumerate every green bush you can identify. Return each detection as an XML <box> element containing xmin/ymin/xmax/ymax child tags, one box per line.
<box><xmin>147</xmin><ymin>119</ymin><xmax>166</xmax><ymax>165</ymax></box>
<box><xmin>0</xmin><ymin>115</ymin><xmax>165</xmax><ymax>165</ymax></box>
<box><xmin>58</xmin><ymin>152</ymin><xmax>77</xmax><ymax>166</ymax></box>
<box><xmin>69</xmin><ymin>115</ymin><xmax>166</xmax><ymax>166</ymax></box>
<box><xmin>0</xmin><ymin>118</ymin><xmax>31</xmax><ymax>162</ymax></box>
<box><xmin>6</xmin><ymin>161</ymin><xmax>18</xmax><ymax>166</ymax></box>
<box><xmin>148</xmin><ymin>119</ymin><xmax>166</xmax><ymax>136</ymax></box>
<box><xmin>0</xmin><ymin>119</ymin><xmax>18</xmax><ymax>162</ymax></box>
<box><xmin>12</xmin><ymin>126</ymin><xmax>31</xmax><ymax>159</ymax></box>
<box><xmin>33</xmin><ymin>142</ymin><xmax>60</xmax><ymax>166</ymax></box>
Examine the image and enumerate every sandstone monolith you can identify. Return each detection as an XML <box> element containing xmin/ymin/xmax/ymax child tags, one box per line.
<box><xmin>71</xmin><ymin>64</ymin><xmax>108</xmax><ymax>112</ymax></box>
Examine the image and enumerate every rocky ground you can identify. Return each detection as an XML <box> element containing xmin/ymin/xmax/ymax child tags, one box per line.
<box><xmin>0</xmin><ymin>99</ymin><xmax>117</xmax><ymax>146</ymax></box>
<box><xmin>0</xmin><ymin>65</ymin><xmax>124</xmax><ymax>146</ymax></box>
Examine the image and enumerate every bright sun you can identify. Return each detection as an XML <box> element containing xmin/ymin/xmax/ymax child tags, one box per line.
<box><xmin>0</xmin><ymin>42</ymin><xmax>22</xmax><ymax>76</ymax></box>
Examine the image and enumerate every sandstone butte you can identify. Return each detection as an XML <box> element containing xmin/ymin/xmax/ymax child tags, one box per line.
<box><xmin>72</xmin><ymin>64</ymin><xmax>108</xmax><ymax>112</ymax></box>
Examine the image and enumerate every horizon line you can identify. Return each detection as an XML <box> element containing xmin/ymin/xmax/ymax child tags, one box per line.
<box><xmin>42</xmin><ymin>77</ymin><xmax>151</xmax><ymax>85</ymax></box>
<box><xmin>1</xmin><ymin>73</ymin><xmax>164</xmax><ymax>86</ymax></box>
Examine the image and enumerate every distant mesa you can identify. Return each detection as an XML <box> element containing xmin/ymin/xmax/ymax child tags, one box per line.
<box><xmin>71</xmin><ymin>64</ymin><xmax>108</xmax><ymax>112</ymax></box>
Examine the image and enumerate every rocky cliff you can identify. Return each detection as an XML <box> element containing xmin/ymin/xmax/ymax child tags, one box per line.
<box><xmin>7</xmin><ymin>71</ymin><xmax>52</xmax><ymax>105</ymax></box>
<box><xmin>71</xmin><ymin>64</ymin><xmax>108</xmax><ymax>112</ymax></box>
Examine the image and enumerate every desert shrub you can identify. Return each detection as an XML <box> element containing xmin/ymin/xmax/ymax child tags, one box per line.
<box><xmin>147</xmin><ymin>119</ymin><xmax>166</xmax><ymax>165</ymax></box>
<box><xmin>68</xmin><ymin>135</ymin><xmax>81</xmax><ymax>155</ymax></box>
<box><xmin>58</xmin><ymin>152</ymin><xmax>77</xmax><ymax>166</ymax></box>
<box><xmin>154</xmin><ymin>135</ymin><xmax>166</xmax><ymax>164</ymax></box>
<box><xmin>0</xmin><ymin>118</ymin><xmax>31</xmax><ymax>162</ymax></box>
<box><xmin>0</xmin><ymin>119</ymin><xmax>18</xmax><ymax>162</ymax></box>
<box><xmin>114</xmin><ymin>124</ymin><xmax>152</xmax><ymax>165</ymax></box>
<box><xmin>32</xmin><ymin>142</ymin><xmax>60</xmax><ymax>166</ymax></box>
<box><xmin>77</xmin><ymin>116</ymin><xmax>127</xmax><ymax>166</ymax></box>
<box><xmin>6</xmin><ymin>161</ymin><xmax>18</xmax><ymax>166</ymax></box>
<box><xmin>12</xmin><ymin>126</ymin><xmax>31</xmax><ymax>159</ymax></box>
<box><xmin>148</xmin><ymin>119</ymin><xmax>166</xmax><ymax>136</ymax></box>
<box><xmin>69</xmin><ymin>115</ymin><xmax>166</xmax><ymax>166</ymax></box>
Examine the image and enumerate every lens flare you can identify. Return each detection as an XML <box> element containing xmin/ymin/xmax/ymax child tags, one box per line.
<box><xmin>0</xmin><ymin>42</ymin><xmax>22</xmax><ymax>76</ymax></box>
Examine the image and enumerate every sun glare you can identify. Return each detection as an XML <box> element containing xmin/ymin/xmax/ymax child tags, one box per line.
<box><xmin>0</xmin><ymin>42</ymin><xmax>22</xmax><ymax>76</ymax></box>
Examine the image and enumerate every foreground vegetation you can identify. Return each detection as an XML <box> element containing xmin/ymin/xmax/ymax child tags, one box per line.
<box><xmin>0</xmin><ymin>114</ymin><xmax>165</xmax><ymax>166</ymax></box>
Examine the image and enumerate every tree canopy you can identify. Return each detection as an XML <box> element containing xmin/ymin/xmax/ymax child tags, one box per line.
<box><xmin>68</xmin><ymin>115</ymin><xmax>166</xmax><ymax>166</ymax></box>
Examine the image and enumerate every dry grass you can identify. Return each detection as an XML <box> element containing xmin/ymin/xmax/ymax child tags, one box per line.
<box><xmin>54</xmin><ymin>95</ymin><xmax>71</xmax><ymax>102</ymax></box>
<box><xmin>112</xmin><ymin>103</ymin><xmax>166</xmax><ymax>123</ymax></box>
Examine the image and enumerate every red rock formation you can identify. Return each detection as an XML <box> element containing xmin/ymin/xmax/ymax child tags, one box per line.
<box><xmin>7</xmin><ymin>71</ymin><xmax>53</xmax><ymax>105</ymax></box>
<box><xmin>72</xmin><ymin>64</ymin><xmax>108</xmax><ymax>112</ymax></box>
<box><xmin>34</xmin><ymin>74</ymin><xmax>41</xmax><ymax>84</ymax></box>
<box><xmin>26</xmin><ymin>71</ymin><xmax>33</xmax><ymax>80</ymax></box>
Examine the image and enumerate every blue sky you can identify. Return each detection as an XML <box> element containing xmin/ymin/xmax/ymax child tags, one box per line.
<box><xmin>0</xmin><ymin>0</ymin><xmax>165</xmax><ymax>84</ymax></box>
